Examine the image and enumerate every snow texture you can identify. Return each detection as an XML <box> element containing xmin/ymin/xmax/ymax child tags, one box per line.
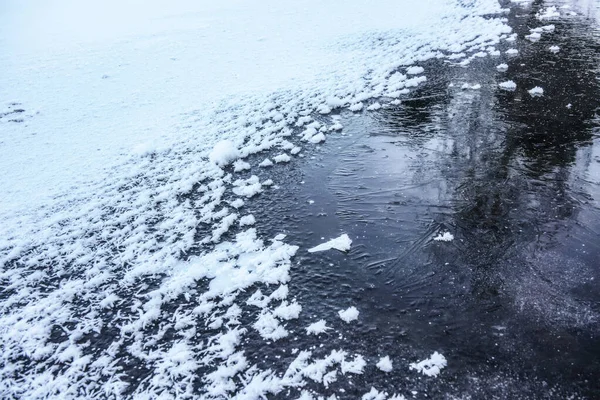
<box><xmin>308</xmin><ymin>234</ymin><xmax>353</xmax><ymax>253</ymax></box>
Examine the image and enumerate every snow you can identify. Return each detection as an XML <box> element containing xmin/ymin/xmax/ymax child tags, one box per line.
<box><xmin>210</xmin><ymin>140</ymin><xmax>240</xmax><ymax>167</ymax></box>
<box><xmin>239</xmin><ymin>215</ymin><xmax>256</xmax><ymax>227</ymax></box>
<box><xmin>499</xmin><ymin>80</ymin><xmax>517</xmax><ymax>90</ymax></box>
<box><xmin>434</xmin><ymin>232</ymin><xmax>454</xmax><ymax>242</ymax></box>
<box><xmin>338</xmin><ymin>306</ymin><xmax>360</xmax><ymax>323</ymax></box>
<box><xmin>309</xmin><ymin>133</ymin><xmax>327</xmax><ymax>144</ymax></box>
<box><xmin>526</xmin><ymin>32</ymin><xmax>541</xmax><ymax>42</ymax></box>
<box><xmin>0</xmin><ymin>0</ymin><xmax>512</xmax><ymax>397</ymax></box>
<box><xmin>376</xmin><ymin>356</ymin><xmax>393</xmax><ymax>372</ymax></box>
<box><xmin>549</xmin><ymin>45</ymin><xmax>560</xmax><ymax>53</ymax></box>
<box><xmin>306</xmin><ymin>320</ymin><xmax>331</xmax><ymax>335</ymax></box>
<box><xmin>409</xmin><ymin>352</ymin><xmax>447</xmax><ymax>377</ymax></box>
<box><xmin>528</xmin><ymin>86</ymin><xmax>544</xmax><ymax>96</ymax></box>
<box><xmin>506</xmin><ymin>48</ymin><xmax>519</xmax><ymax>55</ymax></box>
<box><xmin>274</xmin><ymin>153</ymin><xmax>291</xmax><ymax>163</ymax></box>
<box><xmin>308</xmin><ymin>234</ymin><xmax>353</xmax><ymax>253</ymax></box>
<box><xmin>537</xmin><ymin>6</ymin><xmax>561</xmax><ymax>20</ymax></box>
<box><xmin>406</xmin><ymin>66</ymin><xmax>425</xmax><ymax>75</ymax></box>
<box><xmin>496</xmin><ymin>63</ymin><xmax>509</xmax><ymax>71</ymax></box>
<box><xmin>259</xmin><ymin>158</ymin><xmax>274</xmax><ymax>167</ymax></box>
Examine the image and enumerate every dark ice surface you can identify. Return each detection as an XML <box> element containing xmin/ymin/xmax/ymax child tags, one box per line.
<box><xmin>239</xmin><ymin>3</ymin><xmax>600</xmax><ymax>398</ymax></box>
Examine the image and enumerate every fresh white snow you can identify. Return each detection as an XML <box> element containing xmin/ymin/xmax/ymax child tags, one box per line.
<box><xmin>528</xmin><ymin>86</ymin><xmax>544</xmax><ymax>96</ymax></box>
<box><xmin>499</xmin><ymin>80</ymin><xmax>517</xmax><ymax>90</ymax></box>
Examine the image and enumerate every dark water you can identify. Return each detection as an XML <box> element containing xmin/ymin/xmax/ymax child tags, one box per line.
<box><xmin>240</xmin><ymin>3</ymin><xmax>600</xmax><ymax>398</ymax></box>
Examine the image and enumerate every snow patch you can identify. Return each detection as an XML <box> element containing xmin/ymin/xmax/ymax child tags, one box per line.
<box><xmin>308</xmin><ymin>234</ymin><xmax>352</xmax><ymax>253</ymax></box>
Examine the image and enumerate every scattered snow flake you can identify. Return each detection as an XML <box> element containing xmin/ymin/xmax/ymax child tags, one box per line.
<box><xmin>274</xmin><ymin>234</ymin><xmax>287</xmax><ymax>241</ymax></box>
<box><xmin>274</xmin><ymin>153</ymin><xmax>291</xmax><ymax>163</ymax></box>
<box><xmin>409</xmin><ymin>352</ymin><xmax>447</xmax><ymax>377</ymax></box>
<box><xmin>528</xmin><ymin>86</ymin><xmax>544</xmax><ymax>96</ymax></box>
<box><xmin>230</xmin><ymin>198</ymin><xmax>245</xmax><ymax>209</ymax></box>
<box><xmin>309</xmin><ymin>133</ymin><xmax>326</xmax><ymax>144</ymax></box>
<box><xmin>525</xmin><ymin>32</ymin><xmax>541</xmax><ymax>42</ymax></box>
<box><xmin>306</xmin><ymin>320</ymin><xmax>331</xmax><ymax>335</ymax></box>
<box><xmin>308</xmin><ymin>234</ymin><xmax>352</xmax><ymax>253</ymax></box>
<box><xmin>209</xmin><ymin>140</ymin><xmax>239</xmax><ymax>167</ymax></box>
<box><xmin>338</xmin><ymin>306</ymin><xmax>359</xmax><ymax>323</ymax></box>
<box><xmin>566</xmin><ymin>103</ymin><xmax>572</xmax><ymax>109</ymax></box>
<box><xmin>433</xmin><ymin>232</ymin><xmax>454</xmax><ymax>242</ymax></box>
<box><xmin>232</xmin><ymin>175</ymin><xmax>263</xmax><ymax>198</ymax></box>
<box><xmin>317</xmin><ymin>104</ymin><xmax>332</xmax><ymax>114</ymax></box>
<box><xmin>406</xmin><ymin>66</ymin><xmax>425</xmax><ymax>75</ymax></box>
<box><xmin>506</xmin><ymin>48</ymin><xmax>519</xmax><ymax>55</ymax></box>
<box><xmin>362</xmin><ymin>387</ymin><xmax>388</xmax><ymax>400</ymax></box>
<box><xmin>461</xmin><ymin>83</ymin><xmax>481</xmax><ymax>90</ymax></box>
<box><xmin>349</xmin><ymin>102</ymin><xmax>364</xmax><ymax>112</ymax></box>
<box><xmin>262</xmin><ymin>179</ymin><xmax>274</xmax><ymax>186</ymax></box>
<box><xmin>329</xmin><ymin>122</ymin><xmax>343</xmax><ymax>131</ymax></box>
<box><xmin>549</xmin><ymin>45</ymin><xmax>560</xmax><ymax>53</ymax></box>
<box><xmin>496</xmin><ymin>63</ymin><xmax>508</xmax><ymax>72</ymax></box>
<box><xmin>233</xmin><ymin>159</ymin><xmax>251</xmax><ymax>172</ymax></box>
<box><xmin>341</xmin><ymin>354</ymin><xmax>366</xmax><ymax>374</ymax></box>
<box><xmin>291</xmin><ymin>146</ymin><xmax>302</xmax><ymax>155</ymax></box>
<box><xmin>537</xmin><ymin>6</ymin><xmax>560</xmax><ymax>20</ymax></box>
<box><xmin>367</xmin><ymin>102</ymin><xmax>382</xmax><ymax>111</ymax></box>
<box><xmin>376</xmin><ymin>356</ymin><xmax>393</xmax><ymax>372</ymax></box>
<box><xmin>239</xmin><ymin>215</ymin><xmax>256</xmax><ymax>227</ymax></box>
<box><xmin>99</xmin><ymin>293</ymin><xmax>120</xmax><ymax>308</ymax></box>
<box><xmin>259</xmin><ymin>158</ymin><xmax>274</xmax><ymax>167</ymax></box>
<box><xmin>541</xmin><ymin>24</ymin><xmax>555</xmax><ymax>31</ymax></box>
<box><xmin>253</xmin><ymin>312</ymin><xmax>289</xmax><ymax>341</ymax></box>
<box><xmin>498</xmin><ymin>80</ymin><xmax>516</xmax><ymax>91</ymax></box>
<box><xmin>273</xmin><ymin>300</ymin><xmax>302</xmax><ymax>320</ymax></box>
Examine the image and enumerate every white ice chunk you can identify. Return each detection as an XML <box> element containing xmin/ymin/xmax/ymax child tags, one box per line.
<box><xmin>308</xmin><ymin>234</ymin><xmax>352</xmax><ymax>253</ymax></box>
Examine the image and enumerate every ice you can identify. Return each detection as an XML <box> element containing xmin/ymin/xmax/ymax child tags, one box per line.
<box><xmin>409</xmin><ymin>352</ymin><xmax>447</xmax><ymax>377</ymax></box>
<box><xmin>306</xmin><ymin>320</ymin><xmax>331</xmax><ymax>335</ymax></box>
<box><xmin>308</xmin><ymin>234</ymin><xmax>352</xmax><ymax>253</ymax></box>
<box><xmin>496</xmin><ymin>63</ymin><xmax>509</xmax><ymax>71</ymax></box>
<box><xmin>499</xmin><ymin>80</ymin><xmax>517</xmax><ymax>91</ymax></box>
<box><xmin>338</xmin><ymin>306</ymin><xmax>360</xmax><ymax>323</ymax></box>
<box><xmin>528</xmin><ymin>86</ymin><xmax>544</xmax><ymax>96</ymax></box>
<box><xmin>209</xmin><ymin>140</ymin><xmax>240</xmax><ymax>167</ymax></box>
<box><xmin>433</xmin><ymin>232</ymin><xmax>454</xmax><ymax>241</ymax></box>
<box><xmin>376</xmin><ymin>356</ymin><xmax>393</xmax><ymax>372</ymax></box>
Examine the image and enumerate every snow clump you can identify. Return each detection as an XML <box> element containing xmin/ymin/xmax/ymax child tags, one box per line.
<box><xmin>409</xmin><ymin>352</ymin><xmax>447</xmax><ymax>377</ymax></box>
<box><xmin>338</xmin><ymin>306</ymin><xmax>360</xmax><ymax>323</ymax></box>
<box><xmin>376</xmin><ymin>356</ymin><xmax>393</xmax><ymax>372</ymax></box>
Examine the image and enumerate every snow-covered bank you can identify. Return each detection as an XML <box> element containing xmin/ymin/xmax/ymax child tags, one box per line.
<box><xmin>0</xmin><ymin>0</ymin><xmax>513</xmax><ymax>398</ymax></box>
